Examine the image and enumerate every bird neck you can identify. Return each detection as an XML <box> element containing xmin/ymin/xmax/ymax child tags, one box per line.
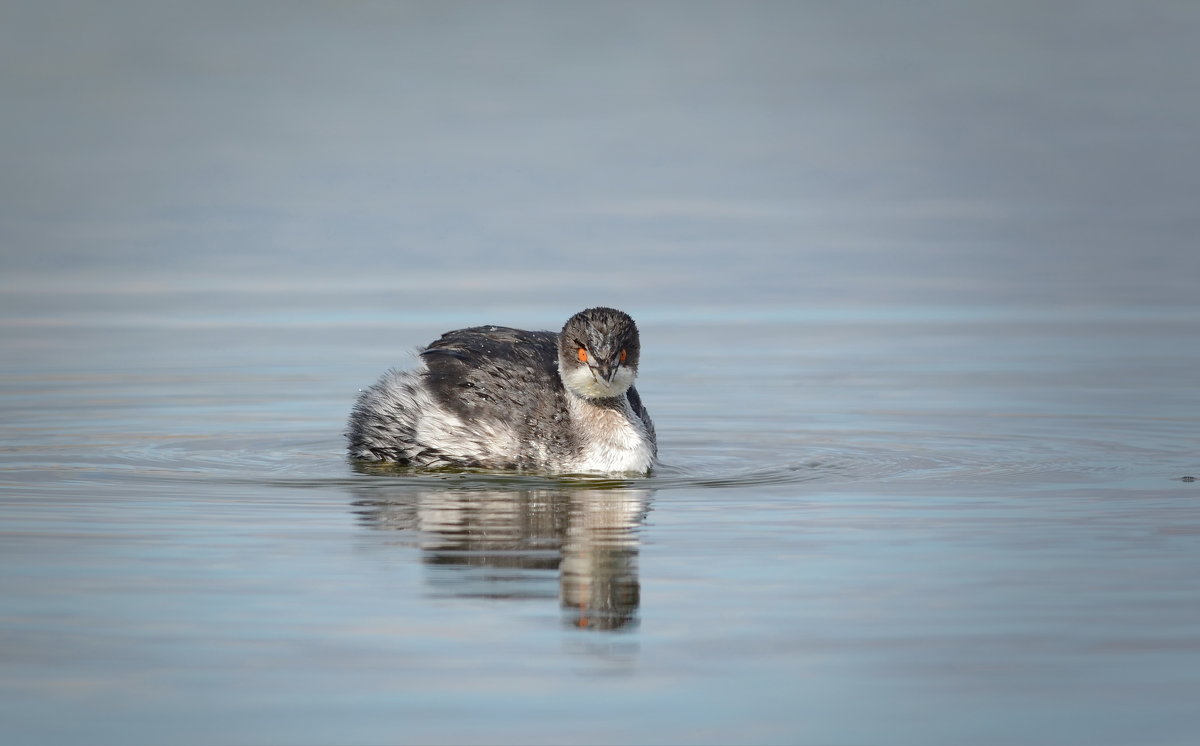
<box><xmin>566</xmin><ymin>393</ymin><xmax>654</xmax><ymax>474</ymax></box>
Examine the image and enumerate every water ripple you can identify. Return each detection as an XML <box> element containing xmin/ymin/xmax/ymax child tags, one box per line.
<box><xmin>2</xmin><ymin>422</ymin><xmax>1192</xmax><ymax>499</ymax></box>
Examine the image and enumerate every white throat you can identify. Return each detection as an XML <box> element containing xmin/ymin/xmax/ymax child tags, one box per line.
<box><xmin>561</xmin><ymin>363</ymin><xmax>636</xmax><ymax>400</ymax></box>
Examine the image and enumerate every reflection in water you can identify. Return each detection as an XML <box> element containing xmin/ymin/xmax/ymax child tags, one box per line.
<box><xmin>351</xmin><ymin>482</ymin><xmax>650</xmax><ymax>631</ymax></box>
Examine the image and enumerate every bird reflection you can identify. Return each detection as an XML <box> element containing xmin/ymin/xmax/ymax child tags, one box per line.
<box><xmin>351</xmin><ymin>482</ymin><xmax>650</xmax><ymax>631</ymax></box>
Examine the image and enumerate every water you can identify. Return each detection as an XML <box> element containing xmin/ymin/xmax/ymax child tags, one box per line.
<box><xmin>3</xmin><ymin>3</ymin><xmax>1199</xmax><ymax>745</ymax></box>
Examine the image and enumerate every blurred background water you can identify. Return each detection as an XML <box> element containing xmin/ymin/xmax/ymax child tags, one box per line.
<box><xmin>1</xmin><ymin>2</ymin><xmax>1198</xmax><ymax>745</ymax></box>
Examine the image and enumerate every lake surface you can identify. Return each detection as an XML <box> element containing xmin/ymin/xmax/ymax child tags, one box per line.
<box><xmin>2</xmin><ymin>4</ymin><xmax>1199</xmax><ymax>745</ymax></box>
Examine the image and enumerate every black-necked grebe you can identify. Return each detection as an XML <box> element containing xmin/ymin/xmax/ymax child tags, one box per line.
<box><xmin>347</xmin><ymin>307</ymin><xmax>656</xmax><ymax>474</ymax></box>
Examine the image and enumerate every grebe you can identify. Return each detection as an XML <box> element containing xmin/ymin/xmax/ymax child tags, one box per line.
<box><xmin>347</xmin><ymin>307</ymin><xmax>656</xmax><ymax>475</ymax></box>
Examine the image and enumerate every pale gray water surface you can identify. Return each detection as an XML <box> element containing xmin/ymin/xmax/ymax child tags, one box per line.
<box><xmin>3</xmin><ymin>3</ymin><xmax>1200</xmax><ymax>745</ymax></box>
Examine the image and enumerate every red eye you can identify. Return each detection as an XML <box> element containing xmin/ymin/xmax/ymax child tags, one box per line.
<box><xmin>577</xmin><ymin>347</ymin><xmax>588</xmax><ymax>363</ymax></box>
<box><xmin>619</xmin><ymin>349</ymin><xmax>628</xmax><ymax>363</ymax></box>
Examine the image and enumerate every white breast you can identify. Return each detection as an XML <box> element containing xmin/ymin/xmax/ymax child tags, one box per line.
<box><xmin>567</xmin><ymin>395</ymin><xmax>656</xmax><ymax>474</ymax></box>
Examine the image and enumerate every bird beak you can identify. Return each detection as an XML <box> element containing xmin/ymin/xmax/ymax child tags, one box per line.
<box><xmin>592</xmin><ymin>358</ymin><xmax>619</xmax><ymax>382</ymax></box>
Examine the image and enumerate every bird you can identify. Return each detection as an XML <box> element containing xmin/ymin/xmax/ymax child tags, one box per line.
<box><xmin>347</xmin><ymin>307</ymin><xmax>656</xmax><ymax>475</ymax></box>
